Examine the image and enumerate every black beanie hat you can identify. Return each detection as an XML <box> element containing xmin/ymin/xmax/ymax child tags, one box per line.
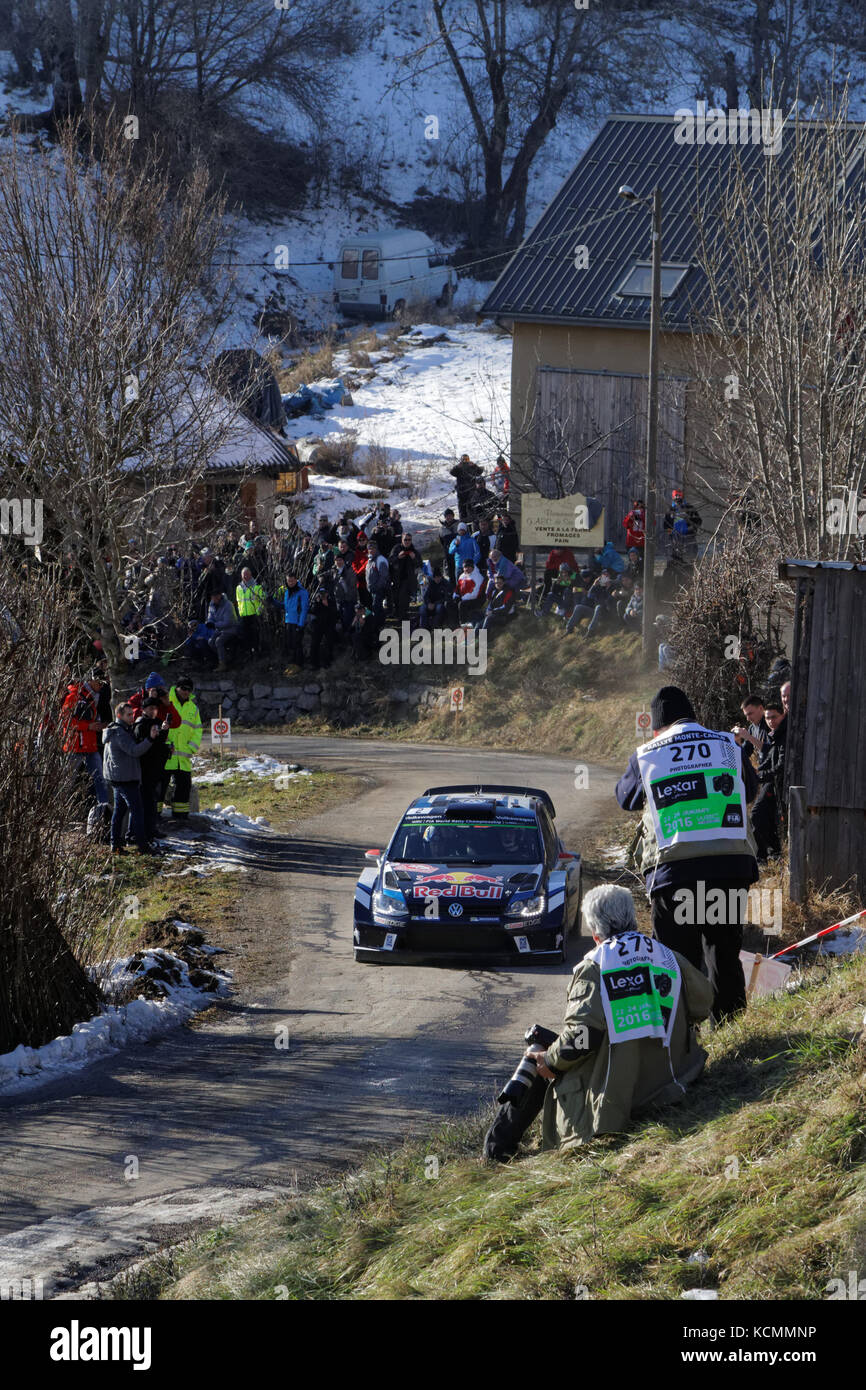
<box><xmin>651</xmin><ymin>685</ymin><xmax>695</xmax><ymax>730</ymax></box>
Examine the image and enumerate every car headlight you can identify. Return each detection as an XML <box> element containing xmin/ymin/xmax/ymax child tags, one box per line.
<box><xmin>507</xmin><ymin>893</ymin><xmax>546</xmax><ymax>919</ymax></box>
<box><xmin>372</xmin><ymin>890</ymin><xmax>408</xmax><ymax>921</ymax></box>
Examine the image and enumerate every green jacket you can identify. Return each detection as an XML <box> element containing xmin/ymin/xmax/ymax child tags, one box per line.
<box><xmin>541</xmin><ymin>946</ymin><xmax>713</xmax><ymax>1150</ymax></box>
<box><xmin>165</xmin><ymin>687</ymin><xmax>203</xmax><ymax>771</ymax></box>
<box><xmin>236</xmin><ymin>580</ymin><xmax>265</xmax><ymax>617</ymax></box>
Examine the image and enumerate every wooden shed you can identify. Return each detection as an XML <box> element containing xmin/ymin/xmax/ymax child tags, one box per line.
<box><xmin>782</xmin><ymin>559</ymin><xmax>866</xmax><ymax>902</ymax></box>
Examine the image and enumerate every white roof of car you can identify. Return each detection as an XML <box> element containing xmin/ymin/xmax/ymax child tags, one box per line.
<box><xmin>338</xmin><ymin>230</ymin><xmax>435</xmax><ymax>251</ymax></box>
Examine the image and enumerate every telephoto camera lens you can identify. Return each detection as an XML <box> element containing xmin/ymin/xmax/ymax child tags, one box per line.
<box><xmin>497</xmin><ymin>1051</ymin><xmax>543</xmax><ymax>1107</ymax></box>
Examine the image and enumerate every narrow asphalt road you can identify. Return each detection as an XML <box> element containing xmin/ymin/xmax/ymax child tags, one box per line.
<box><xmin>0</xmin><ymin>736</ymin><xmax>619</xmax><ymax>1295</ymax></box>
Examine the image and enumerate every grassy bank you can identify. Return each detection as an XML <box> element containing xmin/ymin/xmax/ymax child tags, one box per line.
<box><xmin>193</xmin><ymin>758</ymin><xmax>364</xmax><ymax>830</ymax></box>
<box><xmin>290</xmin><ymin>625</ymin><xmax>655</xmax><ymax>767</ymax></box>
<box><xmin>115</xmin><ymin>949</ymin><xmax>866</xmax><ymax>1301</ymax></box>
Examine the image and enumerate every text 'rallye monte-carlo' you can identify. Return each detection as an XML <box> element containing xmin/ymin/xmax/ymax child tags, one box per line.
<box><xmin>353</xmin><ymin>785</ymin><xmax>582</xmax><ymax>964</ymax></box>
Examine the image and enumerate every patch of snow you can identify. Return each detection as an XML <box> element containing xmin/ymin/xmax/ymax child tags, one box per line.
<box><xmin>0</xmin><ymin>1186</ymin><xmax>293</xmax><ymax>1299</ymax></box>
<box><xmin>0</xmin><ymin>952</ymin><xmax>230</xmax><ymax>1097</ymax></box>
<box><xmin>194</xmin><ymin>753</ymin><xmax>292</xmax><ymax>785</ymax></box>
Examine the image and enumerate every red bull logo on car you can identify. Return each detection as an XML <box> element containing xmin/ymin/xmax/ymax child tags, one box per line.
<box><xmin>411</xmin><ymin>870</ymin><xmax>505</xmax><ymax>900</ymax></box>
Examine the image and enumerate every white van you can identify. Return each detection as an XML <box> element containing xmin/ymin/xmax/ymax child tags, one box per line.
<box><xmin>334</xmin><ymin>230</ymin><xmax>456</xmax><ymax>319</ymax></box>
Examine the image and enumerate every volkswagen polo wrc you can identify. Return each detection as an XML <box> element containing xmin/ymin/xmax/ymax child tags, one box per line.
<box><xmin>353</xmin><ymin>785</ymin><xmax>582</xmax><ymax>964</ymax></box>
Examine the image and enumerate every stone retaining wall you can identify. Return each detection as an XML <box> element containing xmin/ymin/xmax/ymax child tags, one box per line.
<box><xmin>192</xmin><ymin>678</ymin><xmax>451</xmax><ymax>726</ymax></box>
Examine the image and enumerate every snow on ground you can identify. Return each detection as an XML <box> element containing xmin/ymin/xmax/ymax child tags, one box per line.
<box><xmin>0</xmin><ymin>1187</ymin><xmax>293</xmax><ymax>1300</ymax></box>
<box><xmin>0</xmin><ymin>948</ymin><xmax>230</xmax><ymax>1097</ymax></box>
<box><xmin>192</xmin><ymin>754</ymin><xmax>312</xmax><ymax>785</ymax></box>
<box><xmin>286</xmin><ymin>320</ymin><xmax>512</xmax><ymax>535</ymax></box>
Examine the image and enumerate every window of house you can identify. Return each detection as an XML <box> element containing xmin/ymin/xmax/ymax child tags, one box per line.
<box><xmin>615</xmin><ymin>261</ymin><xmax>690</xmax><ymax>298</ymax></box>
<box><xmin>341</xmin><ymin>249</ymin><xmax>360</xmax><ymax>279</ymax></box>
<box><xmin>362</xmin><ymin>249</ymin><xmax>379</xmax><ymax>280</ymax></box>
<box><xmin>205</xmin><ymin>482</ymin><xmax>237</xmax><ymax>519</ymax></box>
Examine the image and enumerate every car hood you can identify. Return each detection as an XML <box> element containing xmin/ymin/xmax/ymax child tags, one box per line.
<box><xmin>383</xmin><ymin>862</ymin><xmax>544</xmax><ymax>899</ymax></box>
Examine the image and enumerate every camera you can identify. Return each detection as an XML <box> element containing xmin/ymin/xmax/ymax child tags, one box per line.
<box><xmin>497</xmin><ymin>1023</ymin><xmax>558</xmax><ymax>1107</ymax></box>
<box><xmin>712</xmin><ymin>773</ymin><xmax>734</xmax><ymax>797</ymax></box>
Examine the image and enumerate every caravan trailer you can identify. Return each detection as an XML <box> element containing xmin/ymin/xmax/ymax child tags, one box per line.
<box><xmin>334</xmin><ymin>230</ymin><xmax>455</xmax><ymax>320</ymax></box>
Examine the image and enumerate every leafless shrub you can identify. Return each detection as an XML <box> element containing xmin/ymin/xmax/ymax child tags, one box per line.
<box><xmin>0</xmin><ymin>559</ymin><xmax>116</xmax><ymax>1053</ymax></box>
<box><xmin>664</xmin><ymin>530</ymin><xmax>788</xmax><ymax>731</ymax></box>
<box><xmin>688</xmin><ymin>88</ymin><xmax>866</xmax><ymax>559</ymax></box>
<box><xmin>358</xmin><ymin>440</ymin><xmax>393</xmax><ymax>491</ymax></box>
<box><xmin>314</xmin><ymin>430</ymin><xmax>359</xmax><ymax>475</ymax></box>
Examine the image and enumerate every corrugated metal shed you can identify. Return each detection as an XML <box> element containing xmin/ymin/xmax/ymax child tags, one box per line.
<box><xmin>481</xmin><ymin>113</ymin><xmax>866</xmax><ymax>329</ymax></box>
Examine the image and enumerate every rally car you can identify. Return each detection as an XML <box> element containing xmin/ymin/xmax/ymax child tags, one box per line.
<box><xmin>353</xmin><ymin>785</ymin><xmax>582</xmax><ymax>965</ymax></box>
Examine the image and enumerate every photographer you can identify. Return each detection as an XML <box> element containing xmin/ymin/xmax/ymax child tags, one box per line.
<box><xmin>134</xmin><ymin>698</ymin><xmax>172</xmax><ymax>849</ymax></box>
<box><xmin>615</xmin><ymin>686</ymin><xmax>759</xmax><ymax>1020</ymax></box>
<box><xmin>483</xmin><ymin>886</ymin><xmax>713</xmax><ymax>1162</ymax></box>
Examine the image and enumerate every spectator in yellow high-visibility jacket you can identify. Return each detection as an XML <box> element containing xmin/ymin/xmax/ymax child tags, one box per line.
<box><xmin>236</xmin><ymin>566</ymin><xmax>266</xmax><ymax>657</ymax></box>
<box><xmin>159</xmin><ymin>677</ymin><xmax>202</xmax><ymax>818</ymax></box>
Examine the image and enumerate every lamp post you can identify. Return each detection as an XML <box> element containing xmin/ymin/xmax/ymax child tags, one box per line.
<box><xmin>643</xmin><ymin>185</ymin><xmax>662</xmax><ymax>667</ymax></box>
<box><xmin>618</xmin><ymin>183</ymin><xmax>662</xmax><ymax>667</ymax></box>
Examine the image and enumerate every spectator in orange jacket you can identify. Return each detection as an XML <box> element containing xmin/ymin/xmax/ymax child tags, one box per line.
<box><xmin>62</xmin><ymin>673</ymin><xmax>109</xmax><ymax>806</ymax></box>
<box><xmin>127</xmin><ymin>671</ymin><xmax>182</xmax><ymax>730</ymax></box>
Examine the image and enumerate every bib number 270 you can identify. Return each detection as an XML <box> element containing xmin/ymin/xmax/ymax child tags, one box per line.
<box><xmin>670</xmin><ymin>742</ymin><xmax>711</xmax><ymax>763</ymax></box>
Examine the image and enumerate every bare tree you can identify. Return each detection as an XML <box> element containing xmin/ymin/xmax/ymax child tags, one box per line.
<box><xmin>407</xmin><ymin>0</ymin><xmax>668</xmax><ymax>251</ymax></box>
<box><xmin>686</xmin><ymin>90</ymin><xmax>866</xmax><ymax>561</ymax></box>
<box><xmin>664</xmin><ymin>526</ymin><xmax>787</xmax><ymax>732</ymax></box>
<box><xmin>0</xmin><ymin>555</ymin><xmax>114</xmax><ymax>1053</ymax></box>
<box><xmin>1</xmin><ymin>0</ymin><xmax>355</xmax><ymax>138</ymax></box>
<box><xmin>0</xmin><ymin>117</ymin><xmax>236</xmax><ymax>690</ymax></box>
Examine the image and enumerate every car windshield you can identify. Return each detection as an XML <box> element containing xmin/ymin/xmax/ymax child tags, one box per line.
<box><xmin>390</xmin><ymin>818</ymin><xmax>541</xmax><ymax>865</ymax></box>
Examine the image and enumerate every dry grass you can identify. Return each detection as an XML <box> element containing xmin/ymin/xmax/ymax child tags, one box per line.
<box><xmin>355</xmin><ymin>438</ymin><xmax>395</xmax><ymax>490</ymax></box>
<box><xmin>418</xmin><ymin>622</ymin><xmax>655</xmax><ymax>764</ymax></box>
<box><xmin>309</xmin><ymin>430</ymin><xmax>359</xmax><ymax>475</ymax></box>
<box><xmin>278</xmin><ymin>333</ymin><xmax>336</xmax><ymax>393</ymax></box>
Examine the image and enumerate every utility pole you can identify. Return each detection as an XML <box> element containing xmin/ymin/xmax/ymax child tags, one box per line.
<box><xmin>642</xmin><ymin>185</ymin><xmax>662</xmax><ymax>667</ymax></box>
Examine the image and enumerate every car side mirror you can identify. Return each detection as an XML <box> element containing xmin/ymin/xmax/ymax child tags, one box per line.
<box><xmin>365</xmin><ymin>849</ymin><xmax>383</xmax><ymax>861</ymax></box>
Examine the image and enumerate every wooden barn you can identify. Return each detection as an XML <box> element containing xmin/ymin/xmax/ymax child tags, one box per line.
<box><xmin>783</xmin><ymin>559</ymin><xmax>866</xmax><ymax>902</ymax></box>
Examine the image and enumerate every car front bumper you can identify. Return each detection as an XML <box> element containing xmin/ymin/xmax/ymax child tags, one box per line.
<box><xmin>353</xmin><ymin>919</ymin><xmax>564</xmax><ymax>964</ymax></box>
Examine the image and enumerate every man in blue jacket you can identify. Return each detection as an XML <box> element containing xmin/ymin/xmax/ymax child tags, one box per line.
<box><xmin>486</xmin><ymin>548</ymin><xmax>525</xmax><ymax>598</ymax></box>
<box><xmin>448</xmin><ymin>522</ymin><xmax>481</xmax><ymax>570</ymax></box>
<box><xmin>282</xmin><ymin>572</ymin><xmax>309</xmax><ymax>670</ymax></box>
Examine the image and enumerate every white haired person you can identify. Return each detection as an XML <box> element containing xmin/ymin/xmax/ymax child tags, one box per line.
<box><xmin>482</xmin><ymin>884</ymin><xmax>713</xmax><ymax>1162</ymax></box>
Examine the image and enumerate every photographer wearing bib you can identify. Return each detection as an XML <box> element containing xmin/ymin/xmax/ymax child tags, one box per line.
<box><xmin>482</xmin><ymin>886</ymin><xmax>713</xmax><ymax>1161</ymax></box>
<box><xmin>616</xmin><ymin>686</ymin><xmax>759</xmax><ymax>1022</ymax></box>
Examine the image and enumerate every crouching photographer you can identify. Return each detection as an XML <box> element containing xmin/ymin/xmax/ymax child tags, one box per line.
<box><xmin>483</xmin><ymin>885</ymin><xmax>714</xmax><ymax>1162</ymax></box>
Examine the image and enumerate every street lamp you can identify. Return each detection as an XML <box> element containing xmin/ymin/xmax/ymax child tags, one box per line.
<box><xmin>619</xmin><ymin>182</ymin><xmax>662</xmax><ymax>668</ymax></box>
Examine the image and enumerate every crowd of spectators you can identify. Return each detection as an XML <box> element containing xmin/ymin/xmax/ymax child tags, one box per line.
<box><xmin>92</xmin><ymin>473</ymin><xmax>706</xmax><ymax>676</ymax></box>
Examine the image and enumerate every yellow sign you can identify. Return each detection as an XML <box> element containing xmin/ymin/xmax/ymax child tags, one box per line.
<box><xmin>519</xmin><ymin>492</ymin><xmax>605</xmax><ymax>548</ymax></box>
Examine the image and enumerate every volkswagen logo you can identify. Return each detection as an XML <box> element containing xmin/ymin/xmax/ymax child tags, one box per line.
<box><xmin>448</xmin><ymin>902</ymin><xmax>464</xmax><ymax>917</ymax></box>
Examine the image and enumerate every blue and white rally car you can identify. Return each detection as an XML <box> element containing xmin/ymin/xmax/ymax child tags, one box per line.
<box><xmin>353</xmin><ymin>785</ymin><xmax>582</xmax><ymax>965</ymax></box>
